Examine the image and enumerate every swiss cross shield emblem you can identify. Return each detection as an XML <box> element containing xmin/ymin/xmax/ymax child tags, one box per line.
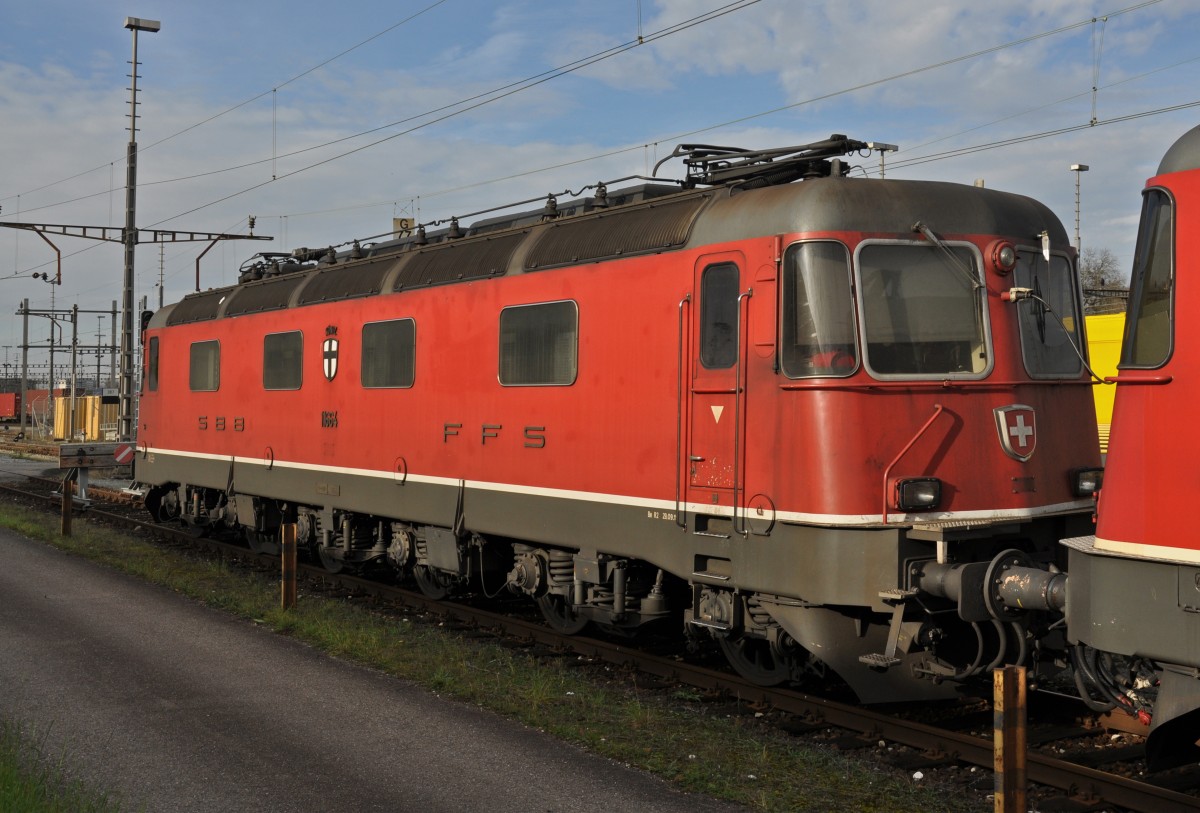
<box><xmin>323</xmin><ymin>337</ymin><xmax>339</xmax><ymax>381</ymax></box>
<box><xmin>994</xmin><ymin>405</ymin><xmax>1036</xmax><ymax>462</ymax></box>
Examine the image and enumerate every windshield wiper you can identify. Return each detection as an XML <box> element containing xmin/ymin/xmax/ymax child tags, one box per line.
<box><xmin>911</xmin><ymin>221</ymin><xmax>982</xmax><ymax>291</ymax></box>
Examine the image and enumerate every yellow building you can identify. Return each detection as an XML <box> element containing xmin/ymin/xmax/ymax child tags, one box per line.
<box><xmin>1086</xmin><ymin>313</ymin><xmax>1125</xmax><ymax>454</ymax></box>
<box><xmin>53</xmin><ymin>396</ymin><xmax>120</xmax><ymax>442</ymax></box>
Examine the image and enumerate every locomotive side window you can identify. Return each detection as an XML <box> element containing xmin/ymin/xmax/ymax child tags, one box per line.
<box><xmin>700</xmin><ymin>263</ymin><xmax>740</xmax><ymax>369</ymax></box>
<box><xmin>362</xmin><ymin>318</ymin><xmax>415</xmax><ymax>388</ymax></box>
<box><xmin>499</xmin><ymin>300</ymin><xmax>578</xmax><ymax>386</ymax></box>
<box><xmin>1121</xmin><ymin>188</ymin><xmax>1174</xmax><ymax>368</ymax></box>
<box><xmin>263</xmin><ymin>331</ymin><xmax>303</xmax><ymax>390</ymax></box>
<box><xmin>146</xmin><ymin>336</ymin><xmax>159</xmax><ymax>392</ymax></box>
<box><xmin>781</xmin><ymin>242</ymin><xmax>857</xmax><ymax>377</ymax></box>
<box><xmin>858</xmin><ymin>242</ymin><xmax>989</xmax><ymax>378</ymax></box>
<box><xmin>1013</xmin><ymin>251</ymin><xmax>1083</xmax><ymax>378</ymax></box>
<box><xmin>189</xmin><ymin>340</ymin><xmax>220</xmax><ymax>392</ymax></box>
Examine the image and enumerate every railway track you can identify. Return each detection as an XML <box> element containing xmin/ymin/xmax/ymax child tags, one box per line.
<box><xmin>1</xmin><ymin>474</ymin><xmax>1197</xmax><ymax>813</ymax></box>
<box><xmin>0</xmin><ymin>436</ymin><xmax>60</xmax><ymax>460</ymax></box>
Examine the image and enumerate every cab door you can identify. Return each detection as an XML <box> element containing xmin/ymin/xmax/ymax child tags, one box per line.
<box><xmin>685</xmin><ymin>255</ymin><xmax>747</xmax><ymax>514</ymax></box>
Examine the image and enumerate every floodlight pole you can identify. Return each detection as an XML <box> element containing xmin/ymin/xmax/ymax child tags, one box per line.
<box><xmin>120</xmin><ymin>16</ymin><xmax>160</xmax><ymax>443</ymax></box>
<box><xmin>867</xmin><ymin>142</ymin><xmax>899</xmax><ymax>179</ymax></box>
<box><xmin>1070</xmin><ymin>163</ymin><xmax>1089</xmax><ymax>256</ymax></box>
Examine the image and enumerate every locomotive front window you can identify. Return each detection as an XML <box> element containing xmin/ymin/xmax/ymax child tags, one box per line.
<box><xmin>858</xmin><ymin>242</ymin><xmax>989</xmax><ymax>378</ymax></box>
<box><xmin>781</xmin><ymin>242</ymin><xmax>857</xmax><ymax>377</ymax></box>
<box><xmin>362</xmin><ymin>319</ymin><xmax>415</xmax><ymax>388</ymax></box>
<box><xmin>1121</xmin><ymin>187</ymin><xmax>1174</xmax><ymax>368</ymax></box>
<box><xmin>263</xmin><ymin>331</ymin><xmax>303</xmax><ymax>390</ymax></box>
<box><xmin>700</xmin><ymin>263</ymin><xmax>740</xmax><ymax>369</ymax></box>
<box><xmin>1013</xmin><ymin>251</ymin><xmax>1084</xmax><ymax>377</ymax></box>
<box><xmin>189</xmin><ymin>340</ymin><xmax>220</xmax><ymax>392</ymax></box>
<box><xmin>499</xmin><ymin>300</ymin><xmax>578</xmax><ymax>386</ymax></box>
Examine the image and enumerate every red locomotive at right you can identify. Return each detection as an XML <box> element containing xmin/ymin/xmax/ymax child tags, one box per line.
<box><xmin>1068</xmin><ymin>123</ymin><xmax>1200</xmax><ymax>768</ymax></box>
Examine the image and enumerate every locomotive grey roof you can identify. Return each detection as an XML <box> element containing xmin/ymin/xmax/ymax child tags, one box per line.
<box><xmin>1157</xmin><ymin>124</ymin><xmax>1200</xmax><ymax>176</ymax></box>
<box><xmin>150</xmin><ymin>171</ymin><xmax>1068</xmax><ymax>331</ymax></box>
<box><xmin>692</xmin><ymin>176</ymin><xmax>1068</xmax><ymax>247</ymax></box>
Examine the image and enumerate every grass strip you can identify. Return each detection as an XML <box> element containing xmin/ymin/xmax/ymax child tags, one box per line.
<box><xmin>0</xmin><ymin>503</ymin><xmax>982</xmax><ymax>812</ymax></box>
<box><xmin>0</xmin><ymin>718</ymin><xmax>123</xmax><ymax>813</ymax></box>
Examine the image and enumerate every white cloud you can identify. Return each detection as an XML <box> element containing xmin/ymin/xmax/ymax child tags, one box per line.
<box><xmin>1</xmin><ymin>0</ymin><xmax>1197</xmax><ymax>354</ymax></box>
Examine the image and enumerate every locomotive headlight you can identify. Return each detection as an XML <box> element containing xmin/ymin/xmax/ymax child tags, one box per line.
<box><xmin>1071</xmin><ymin>467</ymin><xmax>1104</xmax><ymax>497</ymax></box>
<box><xmin>893</xmin><ymin>477</ymin><xmax>941</xmax><ymax>511</ymax></box>
<box><xmin>989</xmin><ymin>240</ymin><xmax>1018</xmax><ymax>275</ymax></box>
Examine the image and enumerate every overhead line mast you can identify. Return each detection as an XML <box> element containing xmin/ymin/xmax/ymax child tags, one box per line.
<box><xmin>119</xmin><ymin>16</ymin><xmax>160</xmax><ymax>443</ymax></box>
<box><xmin>2</xmin><ymin>18</ymin><xmax>271</xmax><ymax>444</ymax></box>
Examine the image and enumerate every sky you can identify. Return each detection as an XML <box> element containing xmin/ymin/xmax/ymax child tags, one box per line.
<box><xmin>1</xmin><ymin>0</ymin><xmax>1197</xmax><ymax>381</ymax></box>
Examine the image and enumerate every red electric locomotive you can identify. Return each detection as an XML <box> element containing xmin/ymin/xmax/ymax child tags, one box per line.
<box><xmin>1066</xmin><ymin>123</ymin><xmax>1200</xmax><ymax>768</ymax></box>
<box><xmin>135</xmin><ymin>137</ymin><xmax>1102</xmax><ymax>706</ymax></box>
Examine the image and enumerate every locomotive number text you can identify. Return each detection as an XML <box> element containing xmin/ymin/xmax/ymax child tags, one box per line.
<box><xmin>322</xmin><ymin>411</ymin><xmax>339</xmax><ymax>428</ymax></box>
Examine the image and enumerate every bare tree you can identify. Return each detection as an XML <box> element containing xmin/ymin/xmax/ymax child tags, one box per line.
<box><xmin>1079</xmin><ymin>246</ymin><xmax>1127</xmax><ymax>315</ymax></box>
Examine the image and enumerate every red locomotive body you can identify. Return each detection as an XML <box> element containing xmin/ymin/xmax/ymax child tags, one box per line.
<box><xmin>136</xmin><ymin>139</ymin><xmax>1100</xmax><ymax>705</ymax></box>
<box><xmin>1067</xmin><ymin>124</ymin><xmax>1200</xmax><ymax>767</ymax></box>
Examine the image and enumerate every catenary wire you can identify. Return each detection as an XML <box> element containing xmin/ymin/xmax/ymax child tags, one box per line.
<box><xmin>0</xmin><ymin>2</ymin><xmax>764</xmax><ymax>285</ymax></box>
<box><xmin>0</xmin><ymin>0</ymin><xmax>760</xmax><ymax>215</ymax></box>
<box><xmin>0</xmin><ymin>1</ymin><xmax>1185</xmax><ymax>284</ymax></box>
<box><xmin>0</xmin><ymin>0</ymin><xmax>1163</xmax><ymax>224</ymax></box>
<box><xmin>0</xmin><ymin>0</ymin><xmax>454</xmax><ymax>206</ymax></box>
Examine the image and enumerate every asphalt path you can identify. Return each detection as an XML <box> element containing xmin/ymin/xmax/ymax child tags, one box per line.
<box><xmin>0</xmin><ymin>528</ymin><xmax>745</xmax><ymax>812</ymax></box>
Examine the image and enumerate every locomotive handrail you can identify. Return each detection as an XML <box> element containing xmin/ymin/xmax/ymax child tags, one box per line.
<box><xmin>733</xmin><ymin>288</ymin><xmax>753</xmax><ymax>537</ymax></box>
<box><xmin>675</xmin><ymin>293</ymin><xmax>691</xmax><ymax>529</ymax></box>
<box><xmin>1103</xmin><ymin>374</ymin><xmax>1173</xmax><ymax>385</ymax></box>
<box><xmin>881</xmin><ymin>404</ymin><xmax>946</xmax><ymax>524</ymax></box>
<box><xmin>779</xmin><ymin>378</ymin><xmax>1095</xmax><ymax>390</ymax></box>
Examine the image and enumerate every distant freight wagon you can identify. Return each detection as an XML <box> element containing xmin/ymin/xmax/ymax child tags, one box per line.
<box><xmin>0</xmin><ymin>393</ymin><xmax>20</xmax><ymax>422</ymax></box>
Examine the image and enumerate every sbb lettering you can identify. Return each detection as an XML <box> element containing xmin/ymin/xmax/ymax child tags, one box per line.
<box><xmin>198</xmin><ymin>416</ymin><xmax>246</xmax><ymax>431</ymax></box>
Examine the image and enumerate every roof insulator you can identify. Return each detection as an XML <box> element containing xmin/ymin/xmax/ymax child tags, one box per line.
<box><xmin>447</xmin><ymin>217</ymin><xmax>463</xmax><ymax>239</ymax></box>
<box><xmin>542</xmin><ymin>194</ymin><xmax>559</xmax><ymax>221</ymax></box>
<box><xmin>592</xmin><ymin>183</ymin><xmax>608</xmax><ymax>208</ymax></box>
<box><xmin>321</xmin><ymin>246</ymin><xmax>337</xmax><ymax>265</ymax></box>
<box><xmin>349</xmin><ymin>240</ymin><xmax>364</xmax><ymax>260</ymax></box>
<box><xmin>412</xmin><ymin>225</ymin><xmax>427</xmax><ymax>247</ymax></box>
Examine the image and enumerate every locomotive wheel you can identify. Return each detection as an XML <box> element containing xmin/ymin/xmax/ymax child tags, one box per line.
<box><xmin>536</xmin><ymin>594</ymin><xmax>588</xmax><ymax>635</ymax></box>
<box><xmin>146</xmin><ymin>486</ymin><xmax>180</xmax><ymax>523</ymax></box>
<box><xmin>718</xmin><ymin>635</ymin><xmax>793</xmax><ymax>687</ymax></box>
<box><xmin>318</xmin><ymin>546</ymin><xmax>345</xmax><ymax>574</ymax></box>
<box><xmin>412</xmin><ymin>564</ymin><xmax>455</xmax><ymax>600</ymax></box>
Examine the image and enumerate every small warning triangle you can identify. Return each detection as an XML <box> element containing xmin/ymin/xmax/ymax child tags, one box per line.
<box><xmin>711</xmin><ymin>405</ymin><xmax>724</xmax><ymax>423</ymax></box>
